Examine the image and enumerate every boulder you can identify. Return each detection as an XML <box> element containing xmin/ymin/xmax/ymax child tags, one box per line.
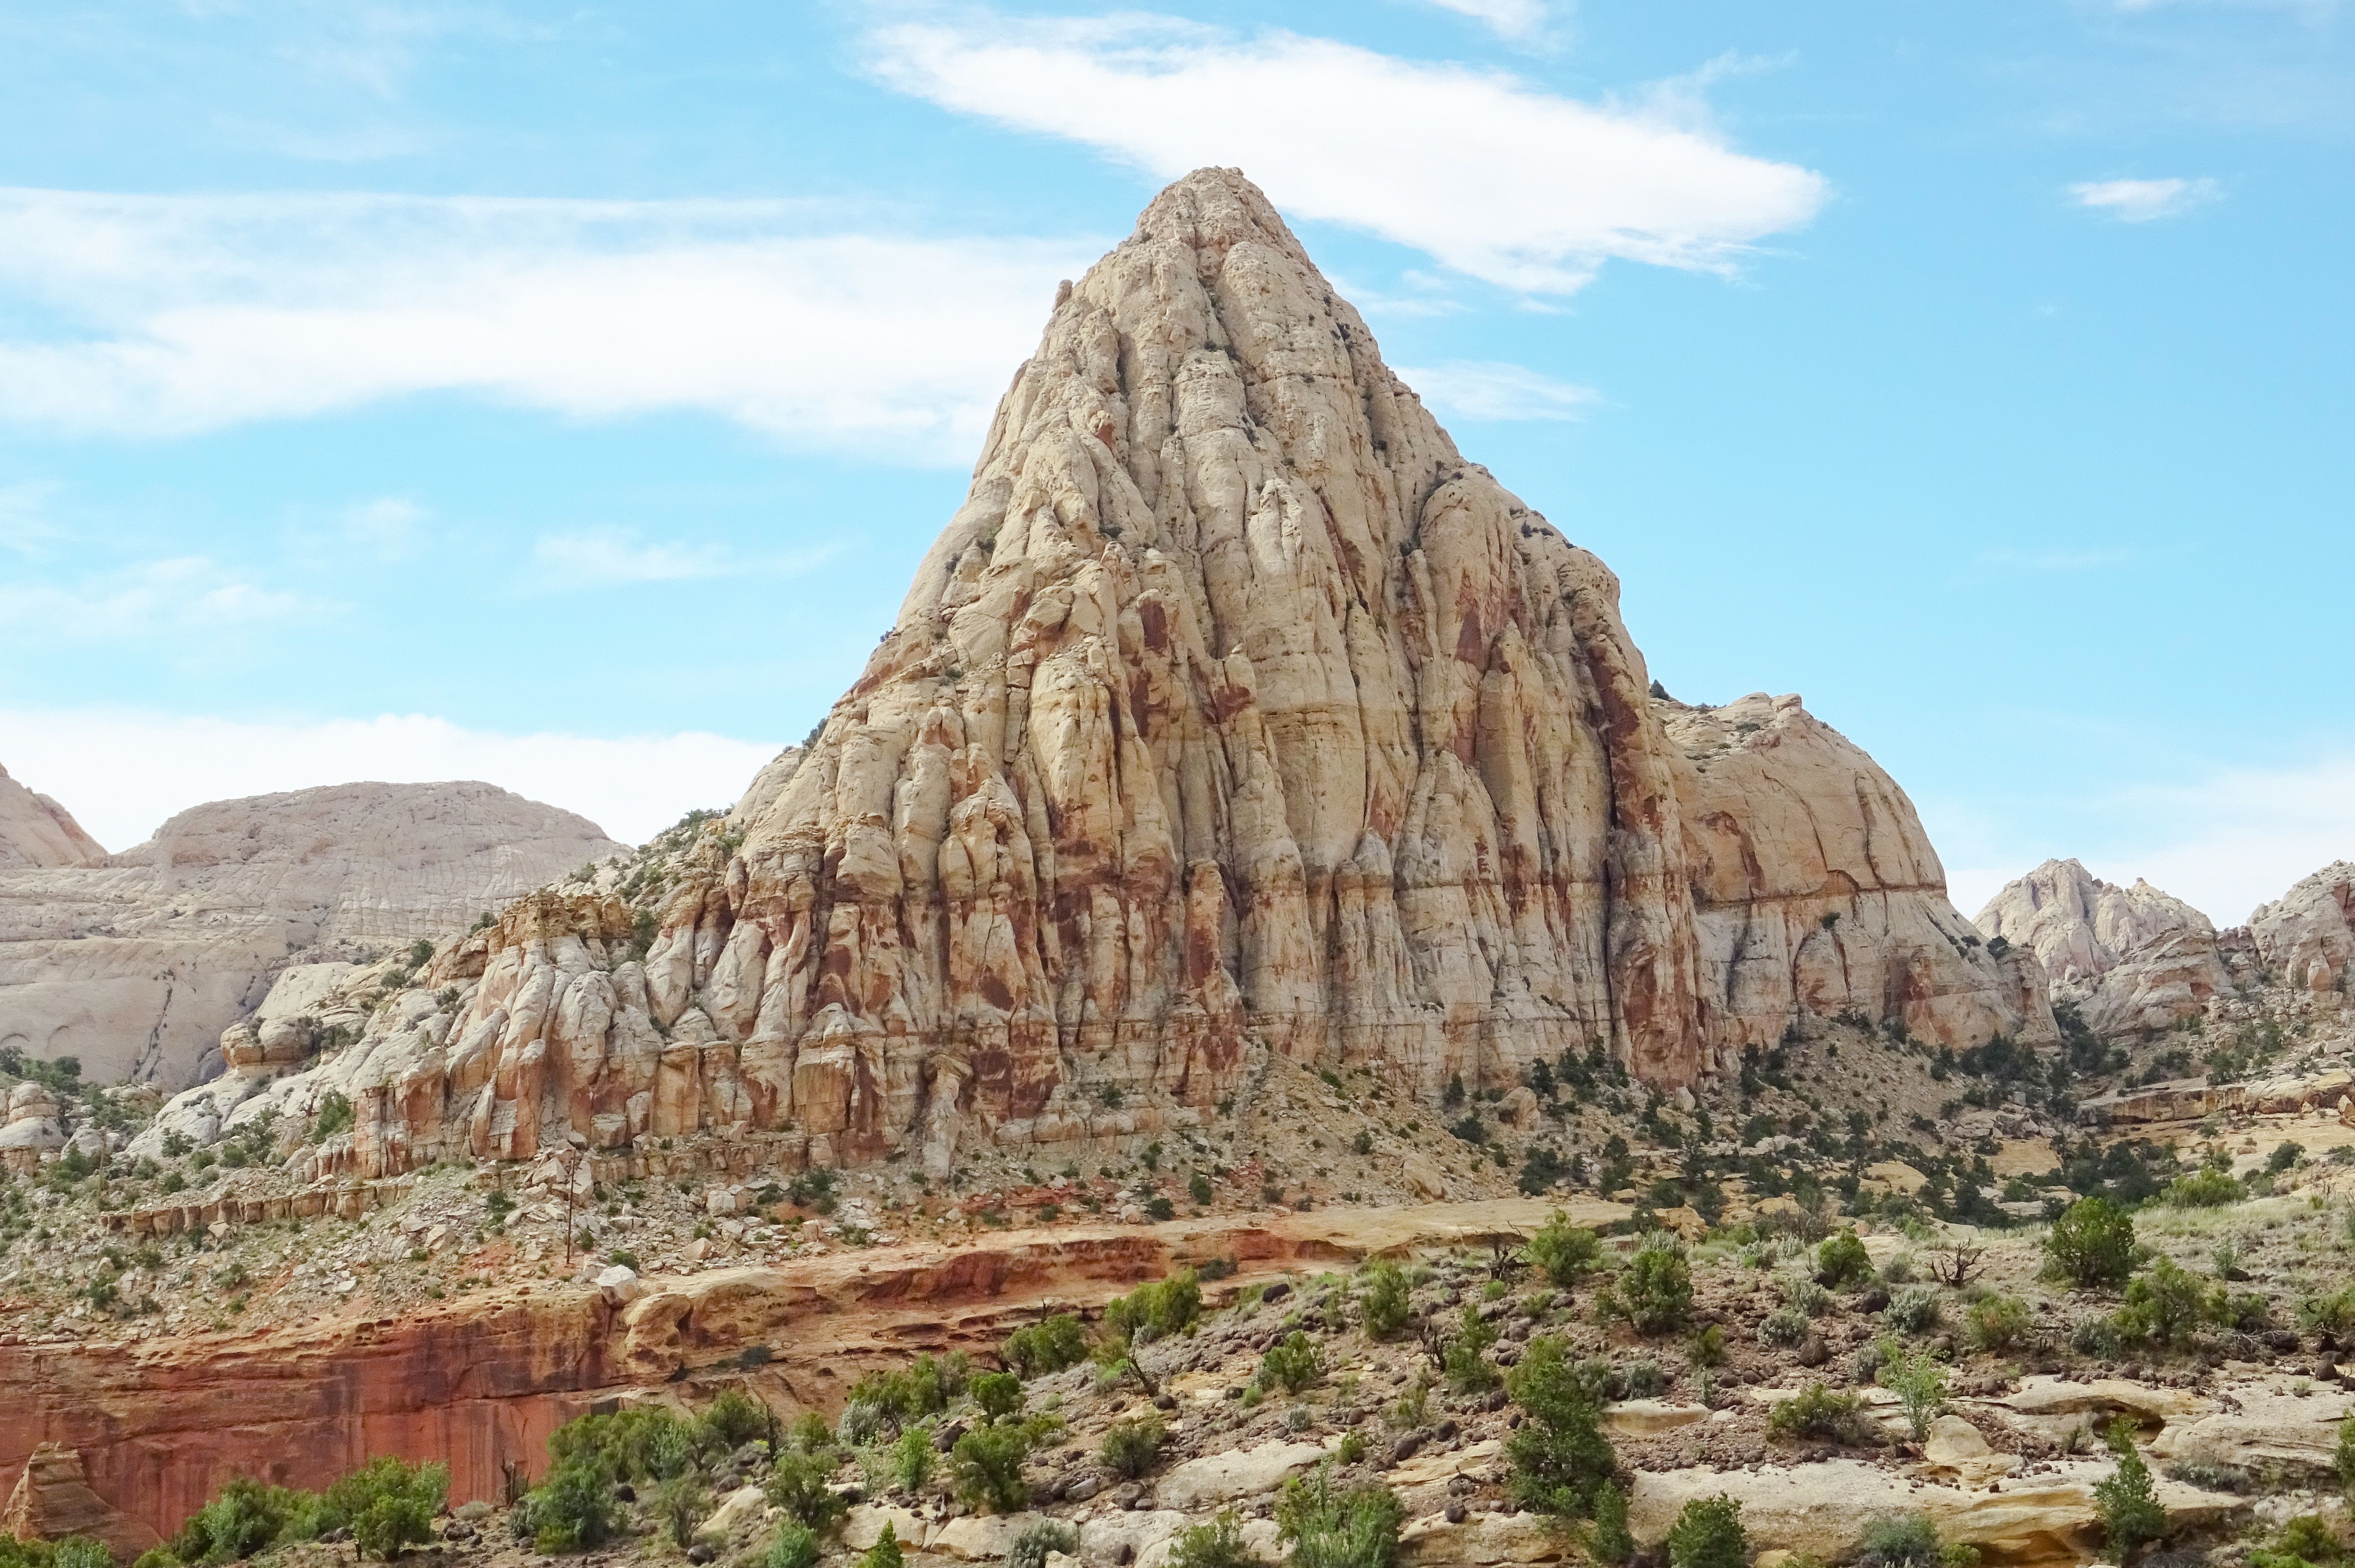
<box><xmin>1</xmin><ymin>1443</ymin><xmax>160</xmax><ymax>1560</ymax></box>
<box><xmin>1156</xmin><ymin>1439</ymin><xmax>1331</xmax><ymax>1509</ymax></box>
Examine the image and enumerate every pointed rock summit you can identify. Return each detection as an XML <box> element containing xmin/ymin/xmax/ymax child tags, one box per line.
<box><xmin>261</xmin><ymin>171</ymin><xmax>2045</xmax><ymax>1181</ymax></box>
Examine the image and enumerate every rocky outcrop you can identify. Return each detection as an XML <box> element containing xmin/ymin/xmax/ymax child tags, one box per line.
<box><xmin>199</xmin><ymin>169</ymin><xmax>2039</xmax><ymax>1178</ymax></box>
<box><xmin>0</xmin><ymin>780</ymin><xmax>625</xmax><ymax>1087</ymax></box>
<box><xmin>2250</xmin><ymin>862</ymin><xmax>2355</xmax><ymax>994</ymax></box>
<box><xmin>0</xmin><ymin>1081</ymin><xmax>67</xmax><ymax>1173</ymax></box>
<box><xmin>1975</xmin><ymin>858</ymin><xmax>2228</xmax><ymax>1035</ymax></box>
<box><xmin>0</xmin><ymin>764</ymin><xmax>104</xmax><ymax>871</ymax></box>
<box><xmin>1</xmin><ymin>1443</ymin><xmax>159</xmax><ymax>1559</ymax></box>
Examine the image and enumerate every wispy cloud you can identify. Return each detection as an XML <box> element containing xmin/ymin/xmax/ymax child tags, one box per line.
<box><xmin>0</xmin><ymin>706</ymin><xmax>780</xmax><ymax>853</ymax></box>
<box><xmin>1395</xmin><ymin>360</ymin><xmax>1598</xmax><ymax>421</ymax></box>
<box><xmin>0</xmin><ymin>556</ymin><xmax>314</xmax><ymax>641</ymax></box>
<box><xmin>0</xmin><ymin>481</ymin><xmax>63</xmax><ymax>556</ymax></box>
<box><xmin>2069</xmin><ymin>177</ymin><xmax>2222</xmax><ymax>222</ymax></box>
<box><xmin>527</xmin><ymin>529</ymin><xmax>839</xmax><ymax>591</ymax></box>
<box><xmin>0</xmin><ymin>189</ymin><xmax>1101</xmax><ymax>461</ymax></box>
<box><xmin>865</xmin><ymin>14</ymin><xmax>1828</xmax><ymax>295</ymax></box>
<box><xmin>1421</xmin><ymin>0</ymin><xmax>1554</xmax><ymax>43</ymax></box>
<box><xmin>340</xmin><ymin>496</ymin><xmax>430</xmax><ymax>560</ymax></box>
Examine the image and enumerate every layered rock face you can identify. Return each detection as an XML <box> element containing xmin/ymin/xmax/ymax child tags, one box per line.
<box><xmin>1976</xmin><ymin>859</ymin><xmax>2229</xmax><ymax>1035</ymax></box>
<box><xmin>2250</xmin><ymin>863</ymin><xmax>2355</xmax><ymax>994</ymax></box>
<box><xmin>286</xmin><ymin>169</ymin><xmax>2042</xmax><ymax>1181</ymax></box>
<box><xmin>0</xmin><ymin>763</ymin><xmax>104</xmax><ymax>870</ymax></box>
<box><xmin>0</xmin><ymin>780</ymin><xmax>624</xmax><ymax>1087</ymax></box>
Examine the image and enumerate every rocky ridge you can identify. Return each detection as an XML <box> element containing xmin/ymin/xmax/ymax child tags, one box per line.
<box><xmin>0</xmin><ymin>778</ymin><xmax>627</xmax><ymax>1088</ymax></box>
<box><xmin>1974</xmin><ymin>859</ymin><xmax>2231</xmax><ymax>1037</ymax></box>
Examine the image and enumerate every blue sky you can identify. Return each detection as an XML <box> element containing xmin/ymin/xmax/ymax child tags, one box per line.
<box><xmin>0</xmin><ymin>1</ymin><xmax>2347</xmax><ymax>924</ymax></box>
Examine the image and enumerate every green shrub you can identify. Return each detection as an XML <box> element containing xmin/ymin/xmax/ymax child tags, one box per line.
<box><xmin>1170</xmin><ymin>1512</ymin><xmax>1264</xmax><ymax>1568</ymax></box>
<box><xmin>1527</xmin><ymin>1212</ymin><xmax>1603</xmax><ymax>1287</ymax></box>
<box><xmin>970</xmin><ymin>1371</ymin><xmax>1026</xmax><ymax>1424</ymax></box>
<box><xmin>1857</xmin><ymin>1512</ymin><xmax>1975</xmax><ymax>1568</ymax></box>
<box><xmin>547</xmin><ymin>1406</ymin><xmax>695</xmax><ymax>1482</ymax></box>
<box><xmin>951</xmin><ymin>1422</ymin><xmax>1033</xmax><ymax>1513</ymax></box>
<box><xmin>1261</xmin><ymin>1331</ymin><xmax>1323</xmax><ymax>1394</ymax></box>
<box><xmin>1966</xmin><ymin>1295</ymin><xmax>2033</xmax><ymax>1354</ymax></box>
<box><xmin>2093</xmin><ymin>1420</ymin><xmax>2166</xmax><ymax>1559</ymax></box>
<box><xmin>6</xmin><ymin>1543</ymin><xmax>115</xmax><ymax>1568</ymax></box>
<box><xmin>1103</xmin><ymin>1270</ymin><xmax>1201</xmax><ymax>1345</ymax></box>
<box><xmin>1665</xmin><ymin>1495</ymin><xmax>1747</xmax><ymax>1568</ymax></box>
<box><xmin>1504</xmin><ymin>1334</ymin><xmax>1617</xmax><ymax>1518</ymax></box>
<box><xmin>860</xmin><ymin>1522</ymin><xmax>904</xmax><ymax>1568</ymax></box>
<box><xmin>1817</xmin><ymin>1232</ymin><xmax>1873</xmax><ymax>1289</ymax></box>
<box><xmin>515</xmin><ymin>1463</ymin><xmax>617</xmax><ymax>1553</ymax></box>
<box><xmin>765</xmin><ymin>1521</ymin><xmax>820</xmax><ymax>1568</ymax></box>
<box><xmin>2114</xmin><ymin>1256</ymin><xmax>2216</xmax><ymax>1349</ymax></box>
<box><xmin>1587</xmin><ymin>1483</ymin><xmax>1633</xmax><ymax>1566</ymax></box>
<box><xmin>310</xmin><ymin>1092</ymin><xmax>355</xmax><ymax>1142</ymax></box>
<box><xmin>54</xmin><ymin>1544</ymin><xmax>114</xmax><ymax>1568</ymax></box>
<box><xmin>765</xmin><ymin>1450</ymin><xmax>847</xmax><ymax>1533</ymax></box>
<box><xmin>1443</xmin><ymin>1306</ymin><xmax>1500</xmax><ymax>1394</ymax></box>
<box><xmin>1617</xmin><ymin>1233</ymin><xmax>1693</xmax><ymax>1335</ymax></box>
<box><xmin>2249</xmin><ymin>1516</ymin><xmax>2341</xmax><ymax>1568</ymax></box>
<box><xmin>323</xmin><ymin>1457</ymin><xmax>448</xmax><ymax>1561</ymax></box>
<box><xmin>2045</xmin><ymin>1198</ymin><xmax>2138</xmax><ymax>1290</ymax></box>
<box><xmin>1358</xmin><ymin>1260</ymin><xmax>1412</xmax><ymax>1340</ymax></box>
<box><xmin>1766</xmin><ymin>1383</ymin><xmax>1875</xmax><ymax>1445</ymax></box>
<box><xmin>694</xmin><ymin>1387</ymin><xmax>772</xmax><ymax>1456</ymax></box>
<box><xmin>2336</xmin><ymin>1413</ymin><xmax>2355</xmax><ymax>1499</ymax></box>
<box><xmin>1276</xmin><ymin>1464</ymin><xmax>1407</xmax><ymax>1568</ymax></box>
<box><xmin>1101</xmin><ymin>1415</ymin><xmax>1168</xmax><ymax>1479</ymax></box>
<box><xmin>1190</xmin><ymin>1173</ymin><xmax>1215</xmax><ymax>1205</ymax></box>
<box><xmin>1878</xmin><ymin>1340</ymin><xmax>1948</xmax><ymax>1442</ymax></box>
<box><xmin>2161</xmin><ymin>1170</ymin><xmax>2242</xmax><ymax>1209</ymax></box>
<box><xmin>889</xmin><ymin>1425</ymin><xmax>934</xmax><ymax>1494</ymax></box>
<box><xmin>653</xmin><ymin>1474</ymin><xmax>710</xmax><ymax>1548</ymax></box>
<box><xmin>1009</xmin><ymin>1522</ymin><xmax>1080</xmax><ymax>1568</ymax></box>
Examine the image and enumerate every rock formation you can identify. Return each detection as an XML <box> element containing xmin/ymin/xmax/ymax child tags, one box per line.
<box><xmin>220</xmin><ymin>169</ymin><xmax>2043</xmax><ymax>1184</ymax></box>
<box><xmin>1975</xmin><ymin>858</ymin><xmax>2229</xmax><ymax>1035</ymax></box>
<box><xmin>0</xmin><ymin>763</ymin><xmax>104</xmax><ymax>871</ymax></box>
<box><xmin>0</xmin><ymin>779</ymin><xmax>625</xmax><ymax>1087</ymax></box>
<box><xmin>2250</xmin><ymin>862</ymin><xmax>2355</xmax><ymax>994</ymax></box>
<box><xmin>1</xmin><ymin>1444</ymin><xmax>158</xmax><ymax>1560</ymax></box>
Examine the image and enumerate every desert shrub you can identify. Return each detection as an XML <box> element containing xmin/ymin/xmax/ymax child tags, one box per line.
<box><xmin>310</xmin><ymin>1092</ymin><xmax>354</xmax><ymax>1142</ymax></box>
<box><xmin>860</xmin><ymin>1521</ymin><xmax>904</xmax><ymax>1568</ymax></box>
<box><xmin>1103</xmin><ymin>1270</ymin><xmax>1201</xmax><ymax>1345</ymax></box>
<box><xmin>1616</xmin><ymin>1232</ymin><xmax>1693</xmax><ymax>1335</ymax></box>
<box><xmin>2114</xmin><ymin>1256</ymin><xmax>2216</xmax><ymax>1349</ymax></box>
<box><xmin>969</xmin><ymin>1371</ymin><xmax>1026</xmax><ymax>1424</ymax></box>
<box><xmin>2302</xmin><ymin>1286</ymin><xmax>2355</xmax><ymax>1337</ymax></box>
<box><xmin>515</xmin><ymin>1463</ymin><xmax>618</xmax><ymax>1553</ymax></box>
<box><xmin>2162</xmin><ymin>1170</ymin><xmax>2243</xmax><ymax>1209</ymax></box>
<box><xmin>1504</xmin><ymin>1334</ymin><xmax>1617</xmax><ymax>1518</ymax></box>
<box><xmin>1782</xmin><ymin>1276</ymin><xmax>1833</xmax><ymax>1317</ymax></box>
<box><xmin>889</xmin><ymin>1426</ymin><xmax>933</xmax><ymax>1494</ymax></box>
<box><xmin>171</xmin><ymin>1479</ymin><xmax>297</xmax><ymax>1565</ymax></box>
<box><xmin>1004</xmin><ymin>1314</ymin><xmax>1091</xmax><ymax>1378</ymax></box>
<box><xmin>2045</xmin><ymin>1198</ymin><xmax>2138</xmax><ymax>1290</ymax></box>
<box><xmin>696</xmin><ymin>1387</ymin><xmax>772</xmax><ymax>1455</ymax></box>
<box><xmin>1261</xmin><ymin>1331</ymin><xmax>1323</xmax><ymax>1394</ymax></box>
<box><xmin>323</xmin><ymin>1457</ymin><xmax>448</xmax><ymax>1561</ymax></box>
<box><xmin>765</xmin><ymin>1521</ymin><xmax>820</xmax><ymax>1568</ymax></box>
<box><xmin>1443</xmin><ymin>1306</ymin><xmax>1500</xmax><ymax>1394</ymax></box>
<box><xmin>2094</xmin><ymin>1420</ymin><xmax>2167</xmax><ymax>1559</ymax></box>
<box><xmin>1277</xmin><ymin>1464</ymin><xmax>1407</xmax><ymax>1568</ymax></box>
<box><xmin>547</xmin><ymin>1406</ymin><xmax>694</xmax><ymax>1483</ymax></box>
<box><xmin>1170</xmin><ymin>1512</ymin><xmax>1264</xmax><ymax>1568</ymax></box>
<box><xmin>1818</xmin><ymin>1232</ymin><xmax>1873</xmax><ymax>1289</ymax></box>
<box><xmin>652</xmin><ymin>1474</ymin><xmax>710</xmax><ymax>1548</ymax></box>
<box><xmin>2249</xmin><ymin>1516</ymin><xmax>2341</xmax><ymax>1568</ymax></box>
<box><xmin>765</xmin><ymin>1451</ymin><xmax>847</xmax><ymax>1533</ymax></box>
<box><xmin>1758</xmin><ymin>1306</ymin><xmax>1810</xmax><ymax>1349</ymax></box>
<box><xmin>1358</xmin><ymin>1259</ymin><xmax>1412</xmax><ymax>1340</ymax></box>
<box><xmin>1009</xmin><ymin>1522</ymin><xmax>1080</xmax><ymax>1568</ymax></box>
<box><xmin>1665</xmin><ymin>1495</ymin><xmax>1747</xmax><ymax>1568</ymax></box>
<box><xmin>1528</xmin><ymin>1211</ymin><xmax>1604</xmax><ymax>1286</ymax></box>
<box><xmin>1588</xmin><ymin>1482</ymin><xmax>1634</xmax><ymax>1566</ymax></box>
<box><xmin>1101</xmin><ymin>1415</ymin><xmax>1168</xmax><ymax>1479</ymax></box>
<box><xmin>1884</xmin><ymin>1286</ymin><xmax>1943</xmax><ymax>1335</ymax></box>
<box><xmin>2337</xmin><ymin>1413</ymin><xmax>2355</xmax><ymax>1498</ymax></box>
<box><xmin>1878</xmin><ymin>1340</ymin><xmax>1948</xmax><ymax>1442</ymax></box>
<box><xmin>2072</xmin><ymin>1316</ymin><xmax>2123</xmax><ymax>1360</ymax></box>
<box><xmin>1967</xmin><ymin>1295</ymin><xmax>2033</xmax><ymax>1354</ymax></box>
<box><xmin>1766</xmin><ymin>1383</ymin><xmax>1876</xmax><ymax>1445</ymax></box>
<box><xmin>951</xmin><ymin>1421</ymin><xmax>1033</xmax><ymax>1513</ymax></box>
<box><xmin>1857</xmin><ymin>1512</ymin><xmax>1976</xmax><ymax>1568</ymax></box>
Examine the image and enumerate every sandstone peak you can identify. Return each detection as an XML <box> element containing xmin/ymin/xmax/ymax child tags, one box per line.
<box><xmin>263</xmin><ymin>169</ymin><xmax>2047</xmax><ymax>1185</ymax></box>
<box><xmin>0</xmin><ymin>761</ymin><xmax>105</xmax><ymax>870</ymax></box>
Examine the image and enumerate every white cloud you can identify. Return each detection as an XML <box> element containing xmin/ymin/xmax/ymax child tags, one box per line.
<box><xmin>0</xmin><ymin>707</ymin><xmax>781</xmax><ymax>853</ymax></box>
<box><xmin>1395</xmin><ymin>360</ymin><xmax>1597</xmax><ymax>421</ymax></box>
<box><xmin>0</xmin><ymin>556</ymin><xmax>313</xmax><ymax>641</ymax></box>
<box><xmin>0</xmin><ymin>481</ymin><xmax>63</xmax><ymax>556</ymax></box>
<box><xmin>341</xmin><ymin>496</ymin><xmax>430</xmax><ymax>560</ymax></box>
<box><xmin>527</xmin><ymin>529</ymin><xmax>839</xmax><ymax>590</ymax></box>
<box><xmin>866</xmin><ymin>16</ymin><xmax>1828</xmax><ymax>295</ymax></box>
<box><xmin>2069</xmin><ymin>177</ymin><xmax>2221</xmax><ymax>222</ymax></box>
<box><xmin>0</xmin><ymin>189</ymin><xmax>1101</xmax><ymax>461</ymax></box>
<box><xmin>1421</xmin><ymin>0</ymin><xmax>1553</xmax><ymax>42</ymax></box>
